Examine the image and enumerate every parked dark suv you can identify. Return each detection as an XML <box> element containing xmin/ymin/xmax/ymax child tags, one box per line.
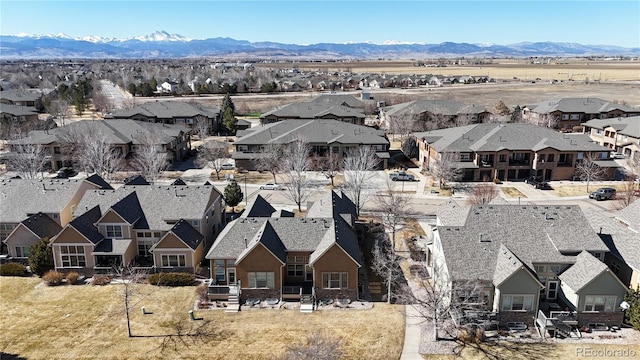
<box><xmin>525</xmin><ymin>176</ymin><xmax>551</xmax><ymax>190</ymax></box>
<box><xmin>589</xmin><ymin>187</ymin><xmax>616</xmax><ymax>201</ymax></box>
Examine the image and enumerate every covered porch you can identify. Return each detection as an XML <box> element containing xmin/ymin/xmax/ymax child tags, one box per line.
<box><xmin>92</xmin><ymin>238</ymin><xmax>133</xmax><ymax>274</ymax></box>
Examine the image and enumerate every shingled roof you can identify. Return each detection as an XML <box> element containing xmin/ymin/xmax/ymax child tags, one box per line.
<box><xmin>583</xmin><ymin>206</ymin><xmax>640</xmax><ymax>272</ymax></box>
<box><xmin>19</xmin><ymin>213</ymin><xmax>62</xmax><ymax>239</ymax></box>
<box><xmin>583</xmin><ymin>116</ymin><xmax>640</xmax><ymax>139</ymax></box>
<box><xmin>437</xmin><ymin>204</ymin><xmax>608</xmax><ymax>282</ymax></box>
<box><xmin>260</xmin><ymin>101</ymin><xmax>365</xmax><ymax>120</ymax></box>
<box><xmin>559</xmin><ymin>251</ymin><xmax>610</xmax><ymax>292</ymax></box>
<box><xmin>383</xmin><ymin>99</ymin><xmax>489</xmax><ymax>117</ymax></box>
<box><xmin>110</xmin><ymin>101</ymin><xmax>220</xmax><ymax>120</ymax></box>
<box><xmin>65</xmin><ymin>206</ymin><xmax>104</xmax><ymax>244</ymax></box>
<box><xmin>241</xmin><ymin>194</ymin><xmax>276</xmax><ymax>218</ymax></box>
<box><xmin>309</xmin><ymin>94</ymin><xmax>365</xmax><ymax>109</ymax></box>
<box><xmin>525</xmin><ymin>98</ymin><xmax>639</xmax><ymax>115</ymax></box>
<box><xmin>165</xmin><ymin>219</ymin><xmax>204</xmax><ymax>250</ymax></box>
<box><xmin>414</xmin><ymin>123</ymin><xmax>609</xmax><ymax>153</ymax></box>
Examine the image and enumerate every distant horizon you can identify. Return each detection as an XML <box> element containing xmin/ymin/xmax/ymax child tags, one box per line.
<box><xmin>3</xmin><ymin>30</ymin><xmax>638</xmax><ymax>49</ymax></box>
<box><xmin>1</xmin><ymin>1</ymin><xmax>638</xmax><ymax>48</ymax></box>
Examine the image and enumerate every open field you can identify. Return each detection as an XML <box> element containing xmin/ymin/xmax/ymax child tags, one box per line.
<box><xmin>552</xmin><ymin>183</ymin><xmax>631</xmax><ymax>197</ymax></box>
<box><xmin>500</xmin><ymin>187</ymin><xmax>527</xmax><ymax>198</ymax></box>
<box><xmin>0</xmin><ymin>277</ymin><xmax>404</xmax><ymax>360</ymax></box>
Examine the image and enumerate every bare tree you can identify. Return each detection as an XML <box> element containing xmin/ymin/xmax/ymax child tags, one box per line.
<box><xmin>195</xmin><ymin>141</ymin><xmax>230</xmax><ymax>180</ymax></box>
<box><xmin>131</xmin><ymin>131</ymin><xmax>169</xmax><ymax>184</ymax></box>
<box><xmin>59</xmin><ymin>122</ymin><xmax>122</xmax><ymax>178</ymax></box>
<box><xmin>253</xmin><ymin>144</ymin><xmax>284</xmax><ymax>183</ymax></box>
<box><xmin>47</xmin><ymin>99</ymin><xmax>71</xmax><ymax>126</ymax></box>
<box><xmin>466</xmin><ymin>182</ymin><xmax>499</xmax><ymax>205</ymax></box>
<box><xmin>312</xmin><ymin>151</ymin><xmax>343</xmax><ymax>187</ymax></box>
<box><xmin>429</xmin><ymin>152</ymin><xmax>464</xmax><ymax>188</ymax></box>
<box><xmin>192</xmin><ymin>118</ymin><xmax>210</xmax><ymax>143</ymax></box>
<box><xmin>575</xmin><ymin>153</ymin><xmax>608</xmax><ymax>192</ymax></box>
<box><xmin>342</xmin><ymin>146</ymin><xmax>380</xmax><ymax>217</ymax></box>
<box><xmin>281</xmin><ymin>331</ymin><xmax>344</xmax><ymax>360</ymax></box>
<box><xmin>281</xmin><ymin>138</ymin><xmax>312</xmax><ymax>212</ymax></box>
<box><xmin>375</xmin><ymin>179</ymin><xmax>410</xmax><ymax>245</ymax></box>
<box><xmin>6</xmin><ymin>137</ymin><xmax>49</xmax><ymax>179</ymax></box>
<box><xmin>624</xmin><ymin>154</ymin><xmax>640</xmax><ymax>181</ymax></box>
<box><xmin>612</xmin><ymin>180</ymin><xmax>638</xmax><ymax>210</ymax></box>
<box><xmin>371</xmin><ymin>229</ymin><xmax>405</xmax><ymax>304</ymax></box>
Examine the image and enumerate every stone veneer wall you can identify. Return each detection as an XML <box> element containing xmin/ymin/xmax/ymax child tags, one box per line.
<box><xmin>315</xmin><ymin>288</ymin><xmax>358</xmax><ymax>301</ymax></box>
<box><xmin>240</xmin><ymin>288</ymin><xmax>280</xmax><ymax>301</ymax></box>
<box><xmin>577</xmin><ymin>312</ymin><xmax>624</xmax><ymax>327</ymax></box>
<box><xmin>498</xmin><ymin>311</ymin><xmax>536</xmax><ymax>326</ymax></box>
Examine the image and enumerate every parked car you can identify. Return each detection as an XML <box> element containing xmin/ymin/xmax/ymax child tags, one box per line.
<box><xmin>221</xmin><ymin>163</ymin><xmax>235</xmax><ymax>170</ymax></box>
<box><xmin>610</xmin><ymin>152</ymin><xmax>626</xmax><ymax>159</ymax></box>
<box><xmin>589</xmin><ymin>188</ymin><xmax>617</xmax><ymax>201</ymax></box>
<box><xmin>260</xmin><ymin>182</ymin><xmax>283</xmax><ymax>190</ymax></box>
<box><xmin>389</xmin><ymin>171</ymin><xmax>415</xmax><ymax>181</ymax></box>
<box><xmin>56</xmin><ymin>167</ymin><xmax>77</xmax><ymax>179</ymax></box>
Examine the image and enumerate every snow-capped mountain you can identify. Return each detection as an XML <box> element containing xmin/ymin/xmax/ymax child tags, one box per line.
<box><xmin>0</xmin><ymin>31</ymin><xmax>637</xmax><ymax>59</ymax></box>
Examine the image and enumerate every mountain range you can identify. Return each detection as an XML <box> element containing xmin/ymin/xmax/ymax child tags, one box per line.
<box><xmin>1</xmin><ymin>30</ymin><xmax>638</xmax><ymax>59</ymax></box>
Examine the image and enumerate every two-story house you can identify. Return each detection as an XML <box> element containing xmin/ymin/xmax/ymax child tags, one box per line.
<box><xmin>379</xmin><ymin>99</ymin><xmax>491</xmax><ymax>132</ymax></box>
<box><xmin>0</xmin><ymin>89</ymin><xmax>44</xmax><ymax>111</ymax></box>
<box><xmin>0</xmin><ymin>175</ymin><xmax>112</xmax><ymax>255</ymax></box>
<box><xmin>432</xmin><ymin>203</ymin><xmax>627</xmax><ymax>336</ymax></box>
<box><xmin>522</xmin><ymin>98</ymin><xmax>640</xmax><ymax>131</ymax></box>
<box><xmin>414</xmin><ymin>123</ymin><xmax>613</xmax><ymax>182</ymax></box>
<box><xmin>49</xmin><ymin>183</ymin><xmax>223</xmax><ymax>275</ymax></box>
<box><xmin>108</xmin><ymin>101</ymin><xmax>221</xmax><ymax>134</ymax></box>
<box><xmin>205</xmin><ymin>191</ymin><xmax>362</xmax><ymax>308</ymax></box>
<box><xmin>8</xmin><ymin>119</ymin><xmax>191</xmax><ymax>171</ymax></box>
<box><xmin>232</xmin><ymin>119</ymin><xmax>389</xmax><ymax>170</ymax></box>
<box><xmin>582</xmin><ymin>116</ymin><xmax>640</xmax><ymax>160</ymax></box>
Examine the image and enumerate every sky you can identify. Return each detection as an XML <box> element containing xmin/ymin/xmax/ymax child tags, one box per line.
<box><xmin>1</xmin><ymin>0</ymin><xmax>639</xmax><ymax>47</ymax></box>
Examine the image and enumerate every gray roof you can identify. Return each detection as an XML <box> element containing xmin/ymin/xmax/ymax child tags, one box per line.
<box><xmin>307</xmin><ymin>190</ymin><xmax>357</xmax><ymax>226</ymax></box>
<box><xmin>583</xmin><ymin>206</ymin><xmax>640</xmax><ymax>271</ymax></box>
<box><xmin>84</xmin><ymin>174</ymin><xmax>113</xmax><ymax>190</ymax></box>
<box><xmin>583</xmin><ymin>116</ymin><xmax>640</xmax><ymax>139</ymax></box>
<box><xmin>241</xmin><ymin>194</ymin><xmax>276</xmax><ymax>218</ymax></box>
<box><xmin>0</xmin><ymin>178</ymin><xmax>87</xmax><ymax>223</ymax></box>
<box><xmin>110</xmin><ymin>101</ymin><xmax>220</xmax><ymax>119</ymax></box>
<box><xmin>10</xmin><ymin>119</ymin><xmax>188</xmax><ymax>146</ymax></box>
<box><xmin>75</xmin><ymin>185</ymin><xmax>220</xmax><ymax>231</ymax></box>
<box><xmin>558</xmin><ymin>251</ymin><xmax>609</xmax><ymax>292</ymax></box>
<box><xmin>526</xmin><ymin>98</ymin><xmax>639</xmax><ymax>115</ymax></box>
<box><xmin>383</xmin><ymin>99</ymin><xmax>489</xmax><ymax>117</ymax></box>
<box><xmin>67</xmin><ymin>206</ymin><xmax>104</xmax><ymax>244</ymax></box>
<box><xmin>168</xmin><ymin>219</ymin><xmax>204</xmax><ymax>250</ymax></box>
<box><xmin>615</xmin><ymin>200</ymin><xmax>640</xmax><ymax>232</ymax></box>
<box><xmin>0</xmin><ymin>89</ymin><xmax>42</xmax><ymax>102</ymax></box>
<box><xmin>493</xmin><ymin>244</ymin><xmax>529</xmax><ymax>286</ymax></box>
<box><xmin>0</xmin><ymin>104</ymin><xmax>38</xmax><ymax>116</ymax></box>
<box><xmin>309</xmin><ymin>94</ymin><xmax>365</xmax><ymax>109</ymax></box>
<box><xmin>437</xmin><ymin>204</ymin><xmax>608</xmax><ymax>282</ymax></box>
<box><xmin>260</xmin><ymin>102</ymin><xmax>365</xmax><ymax>120</ymax></box>
<box><xmin>233</xmin><ymin>119</ymin><xmax>388</xmax><ymax>147</ymax></box>
<box><xmin>236</xmin><ymin>221</ymin><xmax>287</xmax><ymax>264</ymax></box>
<box><xmin>414</xmin><ymin>123</ymin><xmax>609</xmax><ymax>153</ymax></box>
<box><xmin>19</xmin><ymin>213</ymin><xmax>62</xmax><ymax>239</ymax></box>
<box><xmin>93</xmin><ymin>238</ymin><xmax>132</xmax><ymax>255</ymax></box>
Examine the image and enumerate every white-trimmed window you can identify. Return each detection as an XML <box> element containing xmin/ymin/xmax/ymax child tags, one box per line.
<box><xmin>15</xmin><ymin>246</ymin><xmax>30</xmax><ymax>258</ymax></box>
<box><xmin>106</xmin><ymin>225</ymin><xmax>123</xmax><ymax>238</ymax></box>
<box><xmin>161</xmin><ymin>254</ymin><xmax>186</xmax><ymax>267</ymax></box>
<box><xmin>287</xmin><ymin>264</ymin><xmax>304</xmax><ymax>277</ymax></box>
<box><xmin>501</xmin><ymin>294</ymin><xmax>534</xmax><ymax>311</ymax></box>
<box><xmin>584</xmin><ymin>296</ymin><xmax>616</xmax><ymax>312</ymax></box>
<box><xmin>137</xmin><ymin>240</ymin><xmax>153</xmax><ymax>256</ymax></box>
<box><xmin>322</xmin><ymin>272</ymin><xmax>348</xmax><ymax>289</ymax></box>
<box><xmin>60</xmin><ymin>245</ymin><xmax>86</xmax><ymax>267</ymax></box>
<box><xmin>570</xmin><ymin>114</ymin><xmax>579</xmax><ymax>120</ymax></box>
<box><xmin>247</xmin><ymin>272</ymin><xmax>275</xmax><ymax>288</ymax></box>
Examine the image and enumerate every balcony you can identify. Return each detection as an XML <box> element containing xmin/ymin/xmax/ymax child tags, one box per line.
<box><xmin>508</xmin><ymin>159</ymin><xmax>530</xmax><ymax>166</ymax></box>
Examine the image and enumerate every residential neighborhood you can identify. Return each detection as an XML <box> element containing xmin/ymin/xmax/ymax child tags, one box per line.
<box><xmin>1</xmin><ymin>58</ymin><xmax>640</xmax><ymax>360</ymax></box>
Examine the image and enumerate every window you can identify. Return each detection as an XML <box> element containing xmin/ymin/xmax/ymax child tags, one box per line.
<box><xmin>192</xmin><ymin>220</ymin><xmax>200</xmax><ymax>227</ymax></box>
<box><xmin>549</xmin><ymin>265</ymin><xmax>561</xmax><ymax>274</ymax></box>
<box><xmin>547</xmin><ymin>154</ymin><xmax>554</xmax><ymax>162</ymax></box>
<box><xmin>60</xmin><ymin>245</ymin><xmax>86</xmax><ymax>267</ymax></box>
<box><xmin>247</xmin><ymin>272</ymin><xmax>275</xmax><ymax>288</ymax></box>
<box><xmin>584</xmin><ymin>296</ymin><xmax>616</xmax><ymax>312</ymax></box>
<box><xmin>534</xmin><ymin>265</ymin><xmax>546</xmax><ymax>274</ymax></box>
<box><xmin>137</xmin><ymin>240</ymin><xmax>153</xmax><ymax>256</ymax></box>
<box><xmin>161</xmin><ymin>254</ymin><xmax>186</xmax><ymax>267</ymax></box>
<box><xmin>15</xmin><ymin>246</ymin><xmax>30</xmax><ymax>258</ymax></box>
<box><xmin>570</xmin><ymin>114</ymin><xmax>579</xmax><ymax>120</ymax></box>
<box><xmin>53</xmin><ymin>146</ymin><xmax>61</xmax><ymax>154</ymax></box>
<box><xmin>501</xmin><ymin>294</ymin><xmax>534</xmax><ymax>311</ymax></box>
<box><xmin>0</xmin><ymin>224</ymin><xmax>14</xmax><ymax>231</ymax></box>
<box><xmin>214</xmin><ymin>260</ymin><xmax>226</xmax><ymax>282</ymax></box>
<box><xmin>322</xmin><ymin>272</ymin><xmax>348</xmax><ymax>289</ymax></box>
<box><xmin>611</xmin><ymin>262</ymin><xmax>621</xmax><ymax>275</ymax></box>
<box><xmin>558</xmin><ymin>153</ymin><xmax>573</xmax><ymax>165</ymax></box>
<box><xmin>106</xmin><ymin>225</ymin><xmax>123</xmax><ymax>238</ymax></box>
<box><xmin>458</xmin><ymin>153</ymin><xmax>471</xmax><ymax>161</ymax></box>
<box><xmin>562</xmin><ymin>114</ymin><xmax>569</xmax><ymax>120</ymax></box>
<box><xmin>287</xmin><ymin>264</ymin><xmax>304</xmax><ymax>277</ymax></box>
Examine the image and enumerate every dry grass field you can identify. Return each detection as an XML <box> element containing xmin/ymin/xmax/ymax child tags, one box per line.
<box><xmin>0</xmin><ymin>277</ymin><xmax>404</xmax><ymax>360</ymax></box>
<box><xmin>552</xmin><ymin>183</ymin><xmax>631</xmax><ymax>197</ymax></box>
<box><xmin>500</xmin><ymin>187</ymin><xmax>527</xmax><ymax>198</ymax></box>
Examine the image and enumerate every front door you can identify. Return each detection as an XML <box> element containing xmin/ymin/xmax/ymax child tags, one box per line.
<box><xmin>546</xmin><ymin>280</ymin><xmax>558</xmax><ymax>300</ymax></box>
<box><xmin>227</xmin><ymin>268</ymin><xmax>236</xmax><ymax>285</ymax></box>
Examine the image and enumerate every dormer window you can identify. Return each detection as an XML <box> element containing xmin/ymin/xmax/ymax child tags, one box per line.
<box><xmin>106</xmin><ymin>225</ymin><xmax>123</xmax><ymax>238</ymax></box>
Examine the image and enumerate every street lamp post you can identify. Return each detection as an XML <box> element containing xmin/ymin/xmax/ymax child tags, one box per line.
<box><xmin>244</xmin><ymin>175</ymin><xmax>248</xmax><ymax>206</ymax></box>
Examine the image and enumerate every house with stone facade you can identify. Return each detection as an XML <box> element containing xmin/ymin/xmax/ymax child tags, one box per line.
<box><xmin>413</xmin><ymin>123</ymin><xmax>614</xmax><ymax>182</ymax></box>
<box><xmin>522</xmin><ymin>98</ymin><xmax>640</xmax><ymax>131</ymax></box>
<box><xmin>431</xmin><ymin>202</ymin><xmax>626</xmax><ymax>336</ymax></box>
<box><xmin>49</xmin><ymin>183</ymin><xmax>223</xmax><ymax>275</ymax></box>
<box><xmin>205</xmin><ymin>191</ymin><xmax>362</xmax><ymax>306</ymax></box>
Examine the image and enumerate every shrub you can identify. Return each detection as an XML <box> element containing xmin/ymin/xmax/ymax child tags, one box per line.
<box><xmin>65</xmin><ymin>271</ymin><xmax>80</xmax><ymax>285</ymax></box>
<box><xmin>148</xmin><ymin>272</ymin><xmax>195</xmax><ymax>286</ymax></box>
<box><xmin>195</xmin><ymin>283</ymin><xmax>209</xmax><ymax>301</ymax></box>
<box><xmin>91</xmin><ymin>275</ymin><xmax>112</xmax><ymax>286</ymax></box>
<box><xmin>493</xmin><ymin>178</ymin><xmax>502</xmax><ymax>184</ymax></box>
<box><xmin>42</xmin><ymin>270</ymin><xmax>64</xmax><ymax>286</ymax></box>
<box><xmin>28</xmin><ymin>237</ymin><xmax>54</xmax><ymax>276</ymax></box>
<box><xmin>0</xmin><ymin>262</ymin><xmax>29</xmax><ymax>276</ymax></box>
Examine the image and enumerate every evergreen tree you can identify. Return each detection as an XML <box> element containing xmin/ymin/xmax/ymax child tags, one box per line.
<box><xmin>221</xmin><ymin>93</ymin><xmax>237</xmax><ymax>135</ymax></box>
<box><xmin>28</xmin><ymin>237</ymin><xmax>54</xmax><ymax>277</ymax></box>
<box><xmin>224</xmin><ymin>180</ymin><xmax>243</xmax><ymax>212</ymax></box>
<box><xmin>221</xmin><ymin>93</ymin><xmax>235</xmax><ymax>113</ymax></box>
<box><xmin>624</xmin><ymin>286</ymin><xmax>640</xmax><ymax>330</ymax></box>
<box><xmin>510</xmin><ymin>105</ymin><xmax>523</xmax><ymax>122</ymax></box>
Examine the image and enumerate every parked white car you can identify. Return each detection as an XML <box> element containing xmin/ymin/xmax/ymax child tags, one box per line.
<box><xmin>221</xmin><ymin>163</ymin><xmax>235</xmax><ymax>170</ymax></box>
<box><xmin>260</xmin><ymin>182</ymin><xmax>283</xmax><ymax>190</ymax></box>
